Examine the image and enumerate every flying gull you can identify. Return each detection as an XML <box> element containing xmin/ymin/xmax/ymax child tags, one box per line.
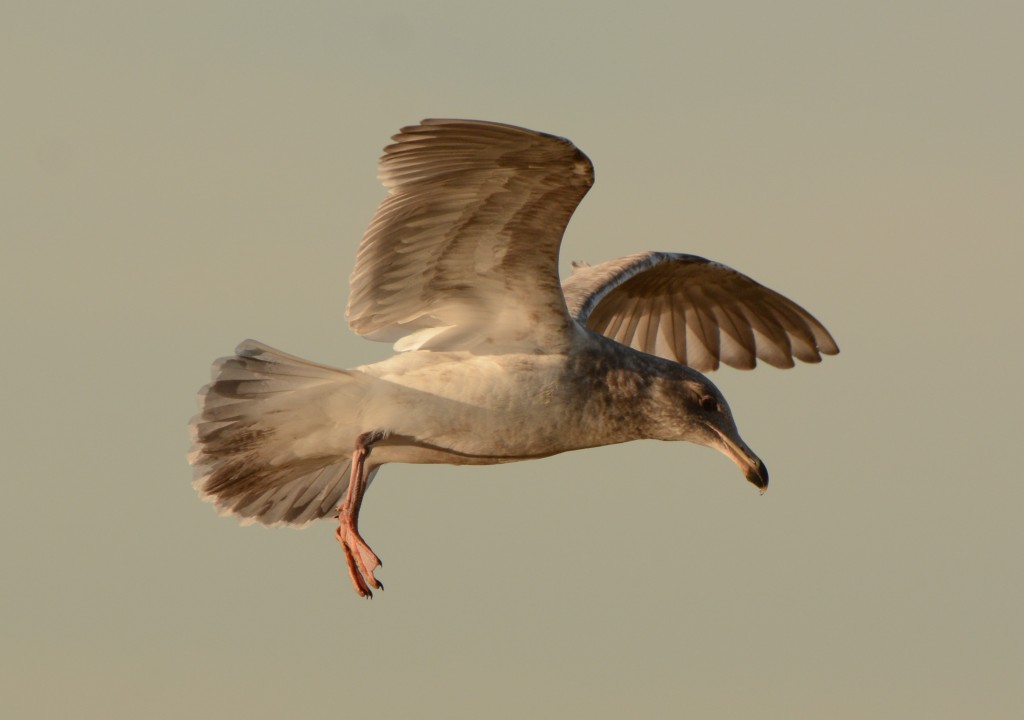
<box><xmin>189</xmin><ymin>119</ymin><xmax>838</xmax><ymax>597</ymax></box>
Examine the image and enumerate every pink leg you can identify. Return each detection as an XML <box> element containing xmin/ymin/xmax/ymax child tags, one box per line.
<box><xmin>336</xmin><ymin>432</ymin><xmax>384</xmax><ymax>598</ymax></box>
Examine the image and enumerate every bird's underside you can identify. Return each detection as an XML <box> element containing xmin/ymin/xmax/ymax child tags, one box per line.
<box><xmin>189</xmin><ymin>119</ymin><xmax>838</xmax><ymax>598</ymax></box>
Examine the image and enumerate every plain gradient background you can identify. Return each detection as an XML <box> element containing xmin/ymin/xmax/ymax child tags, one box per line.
<box><xmin>3</xmin><ymin>2</ymin><xmax>1022</xmax><ymax>718</ymax></box>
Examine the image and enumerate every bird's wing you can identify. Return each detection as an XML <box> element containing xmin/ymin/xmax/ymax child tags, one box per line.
<box><xmin>346</xmin><ymin>119</ymin><xmax>594</xmax><ymax>353</ymax></box>
<box><xmin>562</xmin><ymin>252</ymin><xmax>839</xmax><ymax>371</ymax></box>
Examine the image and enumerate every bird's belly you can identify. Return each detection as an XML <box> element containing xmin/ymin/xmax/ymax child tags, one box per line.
<box><xmin>376</xmin><ymin>401</ymin><xmax>581</xmax><ymax>464</ymax></box>
<box><xmin>370</xmin><ymin>434</ymin><xmax>560</xmax><ymax>467</ymax></box>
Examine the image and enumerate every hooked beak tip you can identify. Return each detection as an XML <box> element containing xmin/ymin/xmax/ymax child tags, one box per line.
<box><xmin>746</xmin><ymin>459</ymin><xmax>769</xmax><ymax>493</ymax></box>
<box><xmin>712</xmin><ymin>427</ymin><xmax>768</xmax><ymax>493</ymax></box>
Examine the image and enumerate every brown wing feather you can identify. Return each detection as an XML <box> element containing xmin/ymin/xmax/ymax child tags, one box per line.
<box><xmin>562</xmin><ymin>252</ymin><xmax>839</xmax><ymax>370</ymax></box>
<box><xmin>347</xmin><ymin>119</ymin><xmax>594</xmax><ymax>353</ymax></box>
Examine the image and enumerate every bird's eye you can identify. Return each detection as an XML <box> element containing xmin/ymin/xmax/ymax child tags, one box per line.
<box><xmin>700</xmin><ymin>396</ymin><xmax>718</xmax><ymax>412</ymax></box>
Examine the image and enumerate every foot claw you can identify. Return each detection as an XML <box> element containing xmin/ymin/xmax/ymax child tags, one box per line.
<box><xmin>336</xmin><ymin>523</ymin><xmax>383</xmax><ymax>597</ymax></box>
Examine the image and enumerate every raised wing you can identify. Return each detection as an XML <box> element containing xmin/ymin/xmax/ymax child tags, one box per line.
<box><xmin>562</xmin><ymin>252</ymin><xmax>839</xmax><ymax>371</ymax></box>
<box><xmin>346</xmin><ymin>119</ymin><xmax>594</xmax><ymax>353</ymax></box>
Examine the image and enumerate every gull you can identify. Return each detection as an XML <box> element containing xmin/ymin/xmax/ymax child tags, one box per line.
<box><xmin>189</xmin><ymin>119</ymin><xmax>838</xmax><ymax>597</ymax></box>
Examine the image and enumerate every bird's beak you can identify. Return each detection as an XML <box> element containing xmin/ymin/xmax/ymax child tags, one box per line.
<box><xmin>711</xmin><ymin>428</ymin><xmax>769</xmax><ymax>493</ymax></box>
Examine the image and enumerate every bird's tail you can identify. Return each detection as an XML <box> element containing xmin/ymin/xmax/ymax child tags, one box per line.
<box><xmin>188</xmin><ymin>340</ymin><xmax>370</xmax><ymax>527</ymax></box>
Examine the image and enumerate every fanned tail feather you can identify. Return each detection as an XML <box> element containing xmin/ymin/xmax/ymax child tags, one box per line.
<box><xmin>189</xmin><ymin>340</ymin><xmax>367</xmax><ymax>527</ymax></box>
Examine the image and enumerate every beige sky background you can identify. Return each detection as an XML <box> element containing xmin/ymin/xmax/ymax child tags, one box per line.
<box><xmin>2</xmin><ymin>2</ymin><xmax>1022</xmax><ymax>718</ymax></box>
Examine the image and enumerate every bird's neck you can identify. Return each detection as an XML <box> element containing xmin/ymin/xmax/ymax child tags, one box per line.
<box><xmin>561</xmin><ymin>336</ymin><xmax>675</xmax><ymax>445</ymax></box>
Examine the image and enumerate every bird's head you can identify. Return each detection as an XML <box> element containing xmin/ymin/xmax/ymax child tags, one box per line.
<box><xmin>648</xmin><ymin>368</ymin><xmax>768</xmax><ymax>491</ymax></box>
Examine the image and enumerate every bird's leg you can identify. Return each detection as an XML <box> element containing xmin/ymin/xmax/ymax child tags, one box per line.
<box><xmin>336</xmin><ymin>430</ymin><xmax>385</xmax><ymax>598</ymax></box>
